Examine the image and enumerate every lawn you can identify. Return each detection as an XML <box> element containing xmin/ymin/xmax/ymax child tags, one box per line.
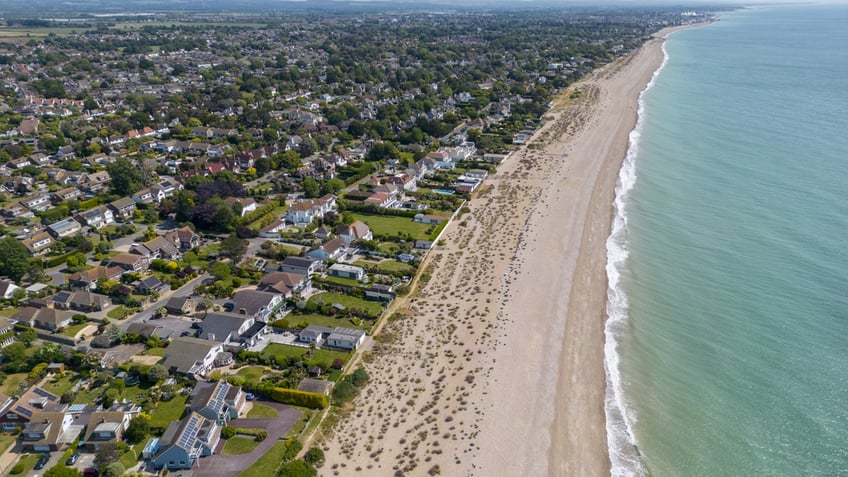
<box><xmin>13</xmin><ymin>454</ymin><xmax>41</xmax><ymax>475</ymax></box>
<box><xmin>281</xmin><ymin>313</ymin><xmax>370</xmax><ymax>331</ymax></box>
<box><xmin>120</xmin><ymin>446</ymin><xmax>139</xmax><ymax>469</ymax></box>
<box><xmin>142</xmin><ymin>347</ymin><xmax>166</xmax><ymax>357</ymax></box>
<box><xmin>42</xmin><ymin>374</ymin><xmax>77</xmax><ymax>396</ymax></box>
<box><xmin>61</xmin><ymin>322</ymin><xmax>90</xmax><ymax>337</ymax></box>
<box><xmin>107</xmin><ymin>305</ymin><xmax>132</xmax><ymax>319</ymax></box>
<box><xmin>308</xmin><ymin>292</ymin><xmax>384</xmax><ymax>317</ymax></box>
<box><xmin>0</xmin><ymin>433</ymin><xmax>16</xmax><ymax>453</ymax></box>
<box><xmin>149</xmin><ymin>393</ymin><xmax>188</xmax><ymax>427</ymax></box>
<box><xmin>321</xmin><ymin>275</ymin><xmax>366</xmax><ymax>287</ymax></box>
<box><xmin>0</xmin><ymin>373</ymin><xmax>28</xmax><ymax>396</ymax></box>
<box><xmin>238</xmin><ymin>440</ymin><xmax>288</xmax><ymax>477</ymax></box>
<box><xmin>350</xmin><ymin>213</ymin><xmax>433</xmax><ymax>240</ymax></box>
<box><xmin>222</xmin><ymin>436</ymin><xmax>261</xmax><ymax>455</ymax></box>
<box><xmin>247</xmin><ymin>402</ymin><xmax>278</xmax><ymax>418</ymax></box>
<box><xmin>235</xmin><ymin>366</ymin><xmax>267</xmax><ymax>386</ymax></box>
<box><xmin>260</xmin><ymin>343</ymin><xmax>350</xmax><ymax>368</ymax></box>
<box><xmin>0</xmin><ymin>308</ymin><xmax>19</xmax><ymax>317</ymax></box>
<box><xmin>375</xmin><ymin>259</ymin><xmax>415</xmax><ymax>274</ymax></box>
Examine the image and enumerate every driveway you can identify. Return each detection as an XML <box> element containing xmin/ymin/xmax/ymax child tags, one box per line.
<box><xmin>192</xmin><ymin>402</ymin><xmax>302</xmax><ymax>477</ymax></box>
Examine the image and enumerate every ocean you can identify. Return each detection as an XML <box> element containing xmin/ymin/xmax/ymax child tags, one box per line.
<box><xmin>604</xmin><ymin>5</ymin><xmax>848</xmax><ymax>476</ymax></box>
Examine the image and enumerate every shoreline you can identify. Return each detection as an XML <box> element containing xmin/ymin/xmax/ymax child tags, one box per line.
<box><xmin>319</xmin><ymin>25</ymin><xmax>699</xmax><ymax>476</ymax></box>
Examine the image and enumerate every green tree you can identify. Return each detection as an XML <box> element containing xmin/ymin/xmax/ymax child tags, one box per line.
<box><xmin>101</xmin><ymin>462</ymin><xmax>125</xmax><ymax>477</ymax></box>
<box><xmin>0</xmin><ymin>237</ymin><xmax>30</xmax><ymax>281</ymax></box>
<box><xmin>219</xmin><ymin>235</ymin><xmax>248</xmax><ymax>262</ymax></box>
<box><xmin>18</xmin><ymin>328</ymin><xmax>37</xmax><ymax>346</ymax></box>
<box><xmin>106</xmin><ymin>158</ymin><xmax>144</xmax><ymax>195</ymax></box>
<box><xmin>277</xmin><ymin>460</ymin><xmax>316</xmax><ymax>477</ymax></box>
<box><xmin>302</xmin><ymin>177</ymin><xmax>320</xmax><ymax>198</ymax></box>
<box><xmin>210</xmin><ymin>262</ymin><xmax>232</xmax><ymax>280</ymax></box>
<box><xmin>124</xmin><ymin>413</ymin><xmax>151</xmax><ymax>443</ymax></box>
<box><xmin>146</xmin><ymin>364</ymin><xmax>168</xmax><ymax>384</ymax></box>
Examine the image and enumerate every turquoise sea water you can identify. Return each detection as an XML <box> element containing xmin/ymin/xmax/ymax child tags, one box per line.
<box><xmin>605</xmin><ymin>5</ymin><xmax>848</xmax><ymax>476</ymax></box>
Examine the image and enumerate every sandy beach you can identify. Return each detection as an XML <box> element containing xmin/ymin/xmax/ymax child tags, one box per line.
<box><xmin>318</xmin><ymin>30</ymin><xmax>675</xmax><ymax>477</ymax></box>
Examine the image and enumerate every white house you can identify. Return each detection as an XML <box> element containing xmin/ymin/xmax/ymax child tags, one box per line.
<box><xmin>285</xmin><ymin>194</ymin><xmax>336</xmax><ymax>226</ymax></box>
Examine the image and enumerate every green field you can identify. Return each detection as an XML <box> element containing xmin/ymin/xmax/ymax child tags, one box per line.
<box><xmin>0</xmin><ymin>308</ymin><xmax>20</xmax><ymax>317</ymax></box>
<box><xmin>61</xmin><ymin>322</ymin><xmax>90</xmax><ymax>337</ymax></box>
<box><xmin>281</xmin><ymin>312</ymin><xmax>370</xmax><ymax>331</ymax></box>
<box><xmin>0</xmin><ymin>373</ymin><xmax>28</xmax><ymax>396</ymax></box>
<box><xmin>107</xmin><ymin>305</ymin><xmax>132</xmax><ymax>319</ymax></box>
<box><xmin>235</xmin><ymin>365</ymin><xmax>267</xmax><ymax>387</ymax></box>
<box><xmin>350</xmin><ymin>213</ymin><xmax>433</xmax><ymax>240</ymax></box>
<box><xmin>308</xmin><ymin>292</ymin><xmax>384</xmax><ymax>317</ymax></box>
<box><xmin>238</xmin><ymin>441</ymin><xmax>288</xmax><ymax>477</ymax></box>
<box><xmin>247</xmin><ymin>402</ymin><xmax>278</xmax><ymax>418</ymax></box>
<box><xmin>42</xmin><ymin>374</ymin><xmax>77</xmax><ymax>396</ymax></box>
<box><xmin>260</xmin><ymin>343</ymin><xmax>350</xmax><ymax>367</ymax></box>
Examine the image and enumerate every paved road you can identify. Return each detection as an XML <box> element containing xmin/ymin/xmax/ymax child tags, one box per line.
<box><xmin>187</xmin><ymin>402</ymin><xmax>303</xmax><ymax>477</ymax></box>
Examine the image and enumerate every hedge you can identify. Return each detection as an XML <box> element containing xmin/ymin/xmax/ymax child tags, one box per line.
<box><xmin>337</xmin><ymin>200</ymin><xmax>424</xmax><ymax>218</ymax></box>
<box><xmin>268</xmin><ymin>387</ymin><xmax>328</xmax><ymax>409</ymax></box>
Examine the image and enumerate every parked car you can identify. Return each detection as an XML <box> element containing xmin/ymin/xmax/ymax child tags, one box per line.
<box><xmin>66</xmin><ymin>451</ymin><xmax>80</xmax><ymax>466</ymax></box>
<box><xmin>245</xmin><ymin>393</ymin><xmax>255</xmax><ymax>401</ymax></box>
<box><xmin>35</xmin><ymin>453</ymin><xmax>50</xmax><ymax>470</ymax></box>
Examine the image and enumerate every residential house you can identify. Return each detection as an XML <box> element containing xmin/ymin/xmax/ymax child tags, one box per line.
<box><xmin>77</xmin><ymin>205</ymin><xmax>114</xmax><ymax>229</ymax></box>
<box><xmin>108</xmin><ymin>252</ymin><xmax>149</xmax><ymax>273</ymax></box>
<box><xmin>68</xmin><ymin>266</ymin><xmax>123</xmax><ymax>291</ymax></box>
<box><xmin>20</xmin><ymin>411</ymin><xmax>80</xmax><ymax>452</ymax></box>
<box><xmin>2</xmin><ymin>177</ymin><xmax>34</xmax><ymax>195</ymax></box>
<box><xmin>47</xmin><ymin>218</ymin><xmax>83</xmax><ymax>239</ymax></box>
<box><xmin>228</xmin><ymin>290</ymin><xmax>284</xmax><ymax>322</ymax></box>
<box><xmin>0</xmin><ymin>387</ymin><xmax>64</xmax><ymax>431</ymax></box>
<box><xmin>164</xmin><ymin>296</ymin><xmax>196</xmax><ymax>315</ymax></box>
<box><xmin>386</xmin><ymin>173</ymin><xmax>416</xmax><ymax>192</ymax></box>
<box><xmin>0</xmin><ymin>317</ymin><xmax>15</xmax><ymax>348</ymax></box>
<box><xmin>77</xmin><ymin>171</ymin><xmax>111</xmax><ymax>193</ymax></box>
<box><xmin>130</xmin><ymin>236</ymin><xmax>181</xmax><ymax>260</ymax></box>
<box><xmin>297</xmin><ymin>378</ymin><xmax>334</xmax><ymax>396</ymax></box>
<box><xmin>223</xmin><ymin>197</ymin><xmax>257</xmax><ymax>217</ymax></box>
<box><xmin>131</xmin><ymin>188</ymin><xmax>155</xmax><ymax>204</ymax></box>
<box><xmin>199</xmin><ymin>312</ymin><xmax>263</xmax><ymax>346</ymax></box>
<box><xmin>162</xmin><ymin>337</ymin><xmax>225</xmax><ymax>378</ymax></box>
<box><xmin>328</xmin><ymin>263</ymin><xmax>366</xmax><ymax>281</ymax></box>
<box><xmin>187</xmin><ymin>381</ymin><xmax>246</xmax><ymax>425</ymax></box>
<box><xmin>51</xmin><ymin>187</ymin><xmax>82</xmax><ymax>204</ymax></box>
<box><xmin>297</xmin><ymin>325</ymin><xmax>366</xmax><ymax>350</ymax></box>
<box><xmin>413</xmin><ymin>213</ymin><xmax>450</xmax><ymax>225</ymax></box>
<box><xmin>152</xmin><ymin>412</ymin><xmax>221</xmax><ymax>470</ymax></box>
<box><xmin>285</xmin><ymin>194</ymin><xmax>336</xmax><ymax>226</ymax></box>
<box><xmin>258</xmin><ymin>219</ymin><xmax>286</xmax><ymax>238</ymax></box>
<box><xmin>50</xmin><ymin>290</ymin><xmax>112</xmax><ymax>312</ymax></box>
<box><xmin>12</xmin><ymin>307</ymin><xmax>75</xmax><ymax>331</ymax></box>
<box><xmin>335</xmin><ymin>221</ymin><xmax>373</xmax><ymax>246</ymax></box>
<box><xmin>258</xmin><ymin>272</ymin><xmax>310</xmax><ymax>297</ymax></box>
<box><xmin>83</xmin><ymin>410</ymin><xmax>132</xmax><ymax>452</ymax></box>
<box><xmin>314</xmin><ymin>226</ymin><xmax>332</xmax><ymax>240</ymax></box>
<box><xmin>305</xmin><ymin>237</ymin><xmax>345</xmax><ymax>261</ymax></box>
<box><xmin>164</xmin><ymin>226</ymin><xmax>200</xmax><ymax>251</ymax></box>
<box><xmin>364</xmin><ymin>192</ymin><xmax>397</xmax><ymax>208</ymax></box>
<box><xmin>107</xmin><ymin>197</ymin><xmax>136</xmax><ymax>219</ymax></box>
<box><xmin>151</xmin><ymin>179</ymin><xmax>181</xmax><ymax>200</ymax></box>
<box><xmin>21</xmin><ymin>194</ymin><xmax>51</xmax><ymax>212</ymax></box>
<box><xmin>20</xmin><ymin>232</ymin><xmax>54</xmax><ymax>256</ymax></box>
<box><xmin>0</xmin><ymin>279</ymin><xmax>21</xmax><ymax>299</ymax></box>
<box><xmin>132</xmin><ymin>276</ymin><xmax>169</xmax><ymax>295</ymax></box>
<box><xmin>2</xmin><ymin>203</ymin><xmax>35</xmax><ymax>221</ymax></box>
<box><xmin>280</xmin><ymin>256</ymin><xmax>321</xmax><ymax>276</ymax></box>
<box><xmin>126</xmin><ymin>322</ymin><xmax>172</xmax><ymax>341</ymax></box>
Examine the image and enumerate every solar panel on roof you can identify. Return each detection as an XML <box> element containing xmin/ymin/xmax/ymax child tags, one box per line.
<box><xmin>33</xmin><ymin>388</ymin><xmax>56</xmax><ymax>399</ymax></box>
<box><xmin>53</xmin><ymin>291</ymin><xmax>71</xmax><ymax>301</ymax></box>
<box><xmin>15</xmin><ymin>406</ymin><xmax>32</xmax><ymax>417</ymax></box>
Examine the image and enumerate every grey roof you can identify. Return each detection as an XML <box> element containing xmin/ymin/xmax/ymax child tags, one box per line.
<box><xmin>281</xmin><ymin>256</ymin><xmax>316</xmax><ymax>270</ymax></box>
<box><xmin>230</xmin><ymin>290</ymin><xmax>279</xmax><ymax>316</ymax></box>
<box><xmin>162</xmin><ymin>337</ymin><xmax>222</xmax><ymax>374</ymax></box>
<box><xmin>200</xmin><ymin>312</ymin><xmax>251</xmax><ymax>342</ymax></box>
<box><xmin>190</xmin><ymin>381</ymin><xmax>231</xmax><ymax>416</ymax></box>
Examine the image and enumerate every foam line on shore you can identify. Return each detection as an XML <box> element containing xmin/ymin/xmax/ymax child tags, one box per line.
<box><xmin>603</xmin><ymin>38</ymin><xmax>671</xmax><ymax>477</ymax></box>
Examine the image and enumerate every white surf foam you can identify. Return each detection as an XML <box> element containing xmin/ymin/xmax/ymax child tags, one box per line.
<box><xmin>603</xmin><ymin>40</ymin><xmax>671</xmax><ymax>477</ymax></box>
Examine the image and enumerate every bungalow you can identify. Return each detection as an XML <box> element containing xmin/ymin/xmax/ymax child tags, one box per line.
<box><xmin>131</xmin><ymin>236</ymin><xmax>181</xmax><ymax>260</ymax></box>
<box><xmin>20</xmin><ymin>232</ymin><xmax>54</xmax><ymax>256</ymax></box>
<box><xmin>83</xmin><ymin>409</ymin><xmax>133</xmax><ymax>452</ymax></box>
<box><xmin>107</xmin><ymin>197</ymin><xmax>137</xmax><ymax>219</ymax></box>
<box><xmin>77</xmin><ymin>171</ymin><xmax>111</xmax><ymax>193</ymax></box>
<box><xmin>298</xmin><ymin>325</ymin><xmax>366</xmax><ymax>350</ymax></box>
<box><xmin>131</xmin><ymin>188</ymin><xmax>156</xmax><ymax>204</ymax></box>
<box><xmin>50</xmin><ymin>290</ymin><xmax>112</xmax><ymax>312</ymax></box>
<box><xmin>305</xmin><ymin>237</ymin><xmax>346</xmax><ymax>261</ymax></box>
<box><xmin>164</xmin><ymin>296</ymin><xmax>196</xmax><ymax>315</ymax></box>
<box><xmin>188</xmin><ymin>380</ymin><xmax>246</xmax><ymax>425</ymax></box>
<box><xmin>68</xmin><ymin>266</ymin><xmax>123</xmax><ymax>291</ymax></box>
<box><xmin>164</xmin><ymin>226</ymin><xmax>200</xmax><ymax>251</ymax></box>
<box><xmin>162</xmin><ymin>337</ymin><xmax>225</xmax><ymax>378</ymax></box>
<box><xmin>0</xmin><ymin>386</ymin><xmax>64</xmax><ymax>432</ymax></box>
<box><xmin>2</xmin><ymin>203</ymin><xmax>35</xmax><ymax>221</ymax></box>
<box><xmin>258</xmin><ymin>219</ymin><xmax>286</xmax><ymax>238</ymax></box>
<box><xmin>413</xmin><ymin>213</ymin><xmax>450</xmax><ymax>225</ymax></box>
<box><xmin>280</xmin><ymin>256</ymin><xmax>322</xmax><ymax>276</ymax></box>
<box><xmin>20</xmin><ymin>411</ymin><xmax>80</xmax><ymax>452</ymax></box>
<box><xmin>109</xmin><ymin>252</ymin><xmax>149</xmax><ymax>273</ymax></box>
<box><xmin>298</xmin><ymin>378</ymin><xmax>335</xmax><ymax>396</ymax></box>
<box><xmin>285</xmin><ymin>194</ymin><xmax>336</xmax><ymax>226</ymax></box>
<box><xmin>328</xmin><ymin>263</ymin><xmax>366</xmax><ymax>281</ymax></box>
<box><xmin>132</xmin><ymin>276</ymin><xmax>169</xmax><ymax>295</ymax></box>
<box><xmin>77</xmin><ymin>205</ymin><xmax>114</xmax><ymax>228</ymax></box>
<box><xmin>336</xmin><ymin>221</ymin><xmax>373</xmax><ymax>245</ymax></box>
<box><xmin>223</xmin><ymin>197</ymin><xmax>257</xmax><ymax>217</ymax></box>
<box><xmin>229</xmin><ymin>290</ymin><xmax>284</xmax><ymax>322</ymax></box>
<box><xmin>314</xmin><ymin>226</ymin><xmax>332</xmax><ymax>240</ymax></box>
<box><xmin>21</xmin><ymin>194</ymin><xmax>51</xmax><ymax>212</ymax></box>
<box><xmin>258</xmin><ymin>271</ymin><xmax>310</xmax><ymax>297</ymax></box>
<box><xmin>47</xmin><ymin>218</ymin><xmax>83</xmax><ymax>239</ymax></box>
<box><xmin>51</xmin><ymin>187</ymin><xmax>82</xmax><ymax>204</ymax></box>
<box><xmin>152</xmin><ymin>413</ymin><xmax>221</xmax><ymax>470</ymax></box>
<box><xmin>12</xmin><ymin>307</ymin><xmax>75</xmax><ymax>331</ymax></box>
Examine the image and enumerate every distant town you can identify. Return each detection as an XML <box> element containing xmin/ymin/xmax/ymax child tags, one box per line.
<box><xmin>0</xmin><ymin>7</ymin><xmax>709</xmax><ymax>477</ymax></box>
